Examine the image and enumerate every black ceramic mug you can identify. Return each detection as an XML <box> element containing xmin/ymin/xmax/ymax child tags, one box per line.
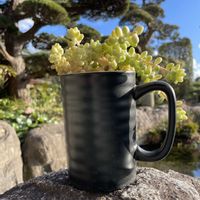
<box><xmin>61</xmin><ymin>72</ymin><xmax>176</xmax><ymax>192</ymax></box>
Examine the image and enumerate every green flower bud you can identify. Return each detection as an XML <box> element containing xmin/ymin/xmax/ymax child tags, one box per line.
<box><xmin>111</xmin><ymin>60</ymin><xmax>117</xmax><ymax>69</ymax></box>
<box><xmin>146</xmin><ymin>66</ymin><xmax>152</xmax><ymax>74</ymax></box>
<box><xmin>111</xmin><ymin>30</ymin><xmax>117</xmax><ymax>38</ymax></box>
<box><xmin>154</xmin><ymin>65</ymin><xmax>160</xmax><ymax>71</ymax></box>
<box><xmin>134</xmin><ymin>53</ymin><xmax>140</xmax><ymax>60</ymax></box>
<box><xmin>175</xmin><ymin>64</ymin><xmax>181</xmax><ymax>69</ymax></box>
<box><xmin>129</xmin><ymin>47</ymin><xmax>135</xmax><ymax>56</ymax></box>
<box><xmin>154</xmin><ymin>74</ymin><xmax>162</xmax><ymax>80</ymax></box>
<box><xmin>146</xmin><ymin>55</ymin><xmax>153</xmax><ymax>62</ymax></box>
<box><xmin>119</xmin><ymin>55</ymin><xmax>126</xmax><ymax>62</ymax></box>
<box><xmin>134</xmin><ymin>26</ymin><xmax>144</xmax><ymax>35</ymax></box>
<box><xmin>121</xmin><ymin>43</ymin><xmax>127</xmax><ymax>50</ymax></box>
<box><xmin>115</xmin><ymin>26</ymin><xmax>123</xmax><ymax>37</ymax></box>
<box><xmin>131</xmin><ymin>34</ymin><xmax>139</xmax><ymax>46</ymax></box>
<box><xmin>154</xmin><ymin>57</ymin><xmax>162</xmax><ymax>65</ymax></box>
<box><xmin>166</xmin><ymin>63</ymin><xmax>175</xmax><ymax>70</ymax></box>
<box><xmin>119</xmin><ymin>37</ymin><xmax>125</xmax><ymax>44</ymax></box>
<box><xmin>141</xmin><ymin>51</ymin><xmax>148</xmax><ymax>58</ymax></box>
<box><xmin>106</xmin><ymin>37</ymin><xmax>116</xmax><ymax>45</ymax></box>
<box><xmin>122</xmin><ymin>26</ymin><xmax>130</xmax><ymax>35</ymax></box>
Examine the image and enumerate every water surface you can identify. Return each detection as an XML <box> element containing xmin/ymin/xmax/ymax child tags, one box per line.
<box><xmin>138</xmin><ymin>147</ymin><xmax>200</xmax><ymax>177</ymax></box>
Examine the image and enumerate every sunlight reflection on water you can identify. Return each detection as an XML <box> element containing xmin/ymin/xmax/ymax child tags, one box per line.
<box><xmin>193</xmin><ymin>170</ymin><xmax>200</xmax><ymax>177</ymax></box>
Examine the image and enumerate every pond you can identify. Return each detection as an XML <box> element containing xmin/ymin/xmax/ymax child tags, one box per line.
<box><xmin>138</xmin><ymin>146</ymin><xmax>200</xmax><ymax>177</ymax></box>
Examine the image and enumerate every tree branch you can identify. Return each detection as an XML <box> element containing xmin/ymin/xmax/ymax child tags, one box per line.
<box><xmin>12</xmin><ymin>0</ymin><xmax>25</xmax><ymax>10</ymax></box>
<box><xmin>139</xmin><ymin>27</ymin><xmax>155</xmax><ymax>51</ymax></box>
<box><xmin>65</xmin><ymin>5</ymin><xmax>86</xmax><ymax>18</ymax></box>
<box><xmin>17</xmin><ymin>21</ymin><xmax>44</xmax><ymax>44</ymax></box>
<box><xmin>0</xmin><ymin>42</ymin><xmax>14</xmax><ymax>63</ymax></box>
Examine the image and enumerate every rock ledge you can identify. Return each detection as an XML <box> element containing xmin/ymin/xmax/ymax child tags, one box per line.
<box><xmin>1</xmin><ymin>167</ymin><xmax>200</xmax><ymax>200</ymax></box>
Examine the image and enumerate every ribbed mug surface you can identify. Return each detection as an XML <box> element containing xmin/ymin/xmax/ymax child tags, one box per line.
<box><xmin>61</xmin><ymin>72</ymin><xmax>137</xmax><ymax>192</ymax></box>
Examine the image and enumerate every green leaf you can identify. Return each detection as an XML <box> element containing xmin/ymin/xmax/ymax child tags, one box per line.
<box><xmin>26</xmin><ymin>118</ymin><xmax>33</xmax><ymax>126</ymax></box>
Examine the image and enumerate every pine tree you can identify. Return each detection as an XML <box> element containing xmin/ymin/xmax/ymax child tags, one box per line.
<box><xmin>32</xmin><ymin>24</ymin><xmax>102</xmax><ymax>50</ymax></box>
<box><xmin>159</xmin><ymin>38</ymin><xmax>193</xmax><ymax>99</ymax></box>
<box><xmin>0</xmin><ymin>0</ymin><xmax>129</xmax><ymax>101</ymax></box>
<box><xmin>119</xmin><ymin>0</ymin><xmax>179</xmax><ymax>52</ymax></box>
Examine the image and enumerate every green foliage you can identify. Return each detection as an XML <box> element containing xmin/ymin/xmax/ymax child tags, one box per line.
<box><xmin>120</xmin><ymin>3</ymin><xmax>154</xmax><ymax>25</ymax></box>
<box><xmin>187</xmin><ymin>81</ymin><xmax>200</xmax><ymax>103</ymax></box>
<box><xmin>146</xmin><ymin>119</ymin><xmax>200</xmax><ymax>150</ymax></box>
<box><xmin>16</xmin><ymin>0</ymin><xmax>69</xmax><ymax>24</ymax></box>
<box><xmin>49</xmin><ymin>26</ymin><xmax>185</xmax><ymax>120</ymax></box>
<box><xmin>175</xmin><ymin>119</ymin><xmax>200</xmax><ymax>150</ymax></box>
<box><xmin>31</xmin><ymin>25</ymin><xmax>101</xmax><ymax>50</ymax></box>
<box><xmin>143</xmin><ymin>3</ymin><xmax>164</xmax><ymax>18</ymax></box>
<box><xmin>49</xmin><ymin>26</ymin><xmax>187</xmax><ymax>121</ymax></box>
<box><xmin>159</xmin><ymin>38</ymin><xmax>193</xmax><ymax>99</ymax></box>
<box><xmin>0</xmin><ymin>81</ymin><xmax>63</xmax><ymax>142</ymax></box>
<box><xmin>32</xmin><ymin>33</ymin><xmax>68</xmax><ymax>50</ymax></box>
<box><xmin>0</xmin><ymin>16</ymin><xmax>14</xmax><ymax>29</ymax></box>
<box><xmin>0</xmin><ymin>64</ymin><xmax>16</xmax><ymax>88</ymax></box>
<box><xmin>136</xmin><ymin>0</ymin><xmax>165</xmax><ymax>4</ymax></box>
<box><xmin>25</xmin><ymin>52</ymin><xmax>54</xmax><ymax>77</ymax></box>
<box><xmin>49</xmin><ymin>26</ymin><xmax>144</xmax><ymax>73</ymax></box>
<box><xmin>30</xmin><ymin>81</ymin><xmax>63</xmax><ymax>116</ymax></box>
<box><xmin>155</xmin><ymin>23</ymin><xmax>179</xmax><ymax>41</ymax></box>
<box><xmin>0</xmin><ymin>0</ymin><xmax>131</xmax><ymax>100</ymax></box>
<box><xmin>65</xmin><ymin>0</ymin><xmax>130</xmax><ymax>20</ymax></box>
<box><xmin>119</xmin><ymin>1</ymin><xmax>179</xmax><ymax>51</ymax></box>
<box><xmin>176</xmin><ymin>119</ymin><xmax>199</xmax><ymax>139</ymax></box>
<box><xmin>77</xmin><ymin>24</ymin><xmax>101</xmax><ymax>44</ymax></box>
<box><xmin>0</xmin><ymin>98</ymin><xmax>35</xmax><ymax>141</ymax></box>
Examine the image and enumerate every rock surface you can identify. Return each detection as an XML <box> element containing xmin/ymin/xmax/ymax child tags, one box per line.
<box><xmin>0</xmin><ymin>121</ymin><xmax>23</xmax><ymax>194</ymax></box>
<box><xmin>1</xmin><ymin>167</ymin><xmax>200</xmax><ymax>200</ymax></box>
<box><xmin>136</xmin><ymin>106</ymin><xmax>168</xmax><ymax>139</ymax></box>
<box><xmin>22</xmin><ymin>123</ymin><xmax>68</xmax><ymax>181</ymax></box>
<box><xmin>188</xmin><ymin>106</ymin><xmax>200</xmax><ymax>124</ymax></box>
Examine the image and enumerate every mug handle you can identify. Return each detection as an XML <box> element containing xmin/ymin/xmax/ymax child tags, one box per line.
<box><xmin>132</xmin><ymin>81</ymin><xmax>176</xmax><ymax>161</ymax></box>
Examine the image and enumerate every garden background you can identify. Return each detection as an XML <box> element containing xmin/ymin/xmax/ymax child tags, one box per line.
<box><xmin>0</xmin><ymin>0</ymin><xmax>200</xmax><ymax>190</ymax></box>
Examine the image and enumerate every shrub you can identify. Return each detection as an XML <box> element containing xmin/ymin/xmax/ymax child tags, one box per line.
<box><xmin>0</xmin><ymin>80</ymin><xmax>63</xmax><ymax>142</ymax></box>
<box><xmin>144</xmin><ymin>119</ymin><xmax>200</xmax><ymax>150</ymax></box>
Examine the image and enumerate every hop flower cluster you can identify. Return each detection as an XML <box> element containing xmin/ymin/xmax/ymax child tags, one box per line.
<box><xmin>49</xmin><ymin>26</ymin><xmax>187</xmax><ymax>121</ymax></box>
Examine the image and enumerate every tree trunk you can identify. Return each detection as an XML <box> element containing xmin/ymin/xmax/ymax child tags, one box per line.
<box><xmin>1</xmin><ymin>0</ymin><xmax>44</xmax><ymax>102</ymax></box>
<box><xmin>139</xmin><ymin>27</ymin><xmax>155</xmax><ymax>51</ymax></box>
<box><xmin>8</xmin><ymin>56</ymin><xmax>31</xmax><ymax>103</ymax></box>
<box><xmin>142</xmin><ymin>0</ymin><xmax>146</xmax><ymax>6</ymax></box>
<box><xmin>5</xmin><ymin>34</ymin><xmax>31</xmax><ymax>102</ymax></box>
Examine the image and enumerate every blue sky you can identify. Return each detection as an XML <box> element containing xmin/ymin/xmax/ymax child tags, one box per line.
<box><xmin>18</xmin><ymin>0</ymin><xmax>200</xmax><ymax>78</ymax></box>
<box><xmin>162</xmin><ymin>0</ymin><xmax>200</xmax><ymax>78</ymax></box>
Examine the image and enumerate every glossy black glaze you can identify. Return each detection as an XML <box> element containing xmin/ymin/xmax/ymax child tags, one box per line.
<box><xmin>61</xmin><ymin>72</ymin><xmax>176</xmax><ymax>192</ymax></box>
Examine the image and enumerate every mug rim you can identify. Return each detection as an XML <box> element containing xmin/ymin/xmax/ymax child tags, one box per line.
<box><xmin>60</xmin><ymin>71</ymin><xmax>135</xmax><ymax>76</ymax></box>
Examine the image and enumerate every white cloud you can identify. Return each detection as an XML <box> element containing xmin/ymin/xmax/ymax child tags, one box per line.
<box><xmin>198</xmin><ymin>43</ymin><xmax>200</xmax><ymax>49</ymax></box>
<box><xmin>193</xmin><ymin>58</ymin><xmax>200</xmax><ymax>79</ymax></box>
<box><xmin>153</xmin><ymin>50</ymin><xmax>158</xmax><ymax>56</ymax></box>
<box><xmin>27</xmin><ymin>42</ymin><xmax>40</xmax><ymax>54</ymax></box>
<box><xmin>18</xmin><ymin>18</ymin><xmax>34</xmax><ymax>33</ymax></box>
